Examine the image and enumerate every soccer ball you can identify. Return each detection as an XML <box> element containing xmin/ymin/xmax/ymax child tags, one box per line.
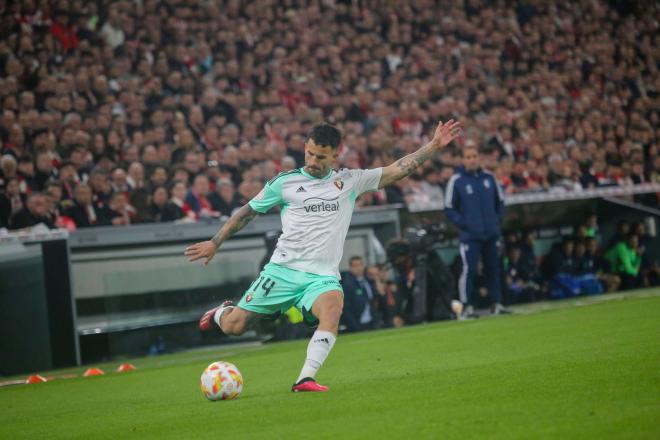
<box><xmin>200</xmin><ymin>361</ymin><xmax>244</xmax><ymax>401</ymax></box>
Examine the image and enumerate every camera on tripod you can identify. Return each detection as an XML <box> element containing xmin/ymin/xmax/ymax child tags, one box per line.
<box><xmin>385</xmin><ymin>222</ymin><xmax>455</xmax><ymax>323</ymax></box>
<box><xmin>404</xmin><ymin>223</ymin><xmax>449</xmax><ymax>254</ymax></box>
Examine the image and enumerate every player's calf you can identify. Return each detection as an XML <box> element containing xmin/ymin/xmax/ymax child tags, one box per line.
<box><xmin>219</xmin><ymin>307</ymin><xmax>252</xmax><ymax>335</ymax></box>
<box><xmin>199</xmin><ymin>300</ymin><xmax>240</xmax><ymax>333</ymax></box>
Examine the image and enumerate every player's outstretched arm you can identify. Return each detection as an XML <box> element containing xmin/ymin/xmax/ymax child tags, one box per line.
<box><xmin>378</xmin><ymin>119</ymin><xmax>461</xmax><ymax>188</ymax></box>
<box><xmin>184</xmin><ymin>204</ymin><xmax>259</xmax><ymax>265</ymax></box>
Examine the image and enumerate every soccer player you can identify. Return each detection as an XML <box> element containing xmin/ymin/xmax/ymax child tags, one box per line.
<box><xmin>185</xmin><ymin>120</ymin><xmax>461</xmax><ymax>392</ymax></box>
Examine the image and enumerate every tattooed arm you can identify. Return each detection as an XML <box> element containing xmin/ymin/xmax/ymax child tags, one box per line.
<box><xmin>378</xmin><ymin>119</ymin><xmax>462</xmax><ymax>189</ymax></box>
<box><xmin>210</xmin><ymin>204</ymin><xmax>259</xmax><ymax>248</ymax></box>
<box><xmin>184</xmin><ymin>204</ymin><xmax>259</xmax><ymax>265</ymax></box>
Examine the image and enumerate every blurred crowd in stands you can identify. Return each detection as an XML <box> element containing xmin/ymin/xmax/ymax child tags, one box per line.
<box><xmin>1</xmin><ymin>0</ymin><xmax>659</xmax><ymax>230</ymax></box>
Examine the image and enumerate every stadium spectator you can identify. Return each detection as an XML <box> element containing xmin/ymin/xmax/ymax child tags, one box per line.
<box><xmin>208</xmin><ymin>178</ymin><xmax>241</xmax><ymax>218</ymax></box>
<box><xmin>110</xmin><ymin>168</ymin><xmax>129</xmax><ymax>195</ymax></box>
<box><xmin>57</xmin><ymin>162</ymin><xmax>79</xmax><ymax>202</ymax></box>
<box><xmin>341</xmin><ymin>256</ymin><xmax>378</xmax><ymax>332</ymax></box>
<box><xmin>34</xmin><ymin>150</ymin><xmax>56</xmax><ymax>191</ymax></box>
<box><xmin>43</xmin><ymin>180</ymin><xmax>65</xmax><ymax>227</ymax></box>
<box><xmin>0</xmin><ymin>177</ymin><xmax>24</xmax><ymax>226</ymax></box>
<box><xmin>87</xmin><ymin>169</ymin><xmax>112</xmax><ymax>207</ymax></box>
<box><xmin>281</xmin><ymin>156</ymin><xmax>297</xmax><ymax>172</ymax></box>
<box><xmin>126</xmin><ymin>162</ymin><xmax>151</xmax><ymax>222</ymax></box>
<box><xmin>9</xmin><ymin>192</ymin><xmax>52</xmax><ymax>230</ymax></box>
<box><xmin>64</xmin><ymin>183</ymin><xmax>103</xmax><ymax>228</ymax></box>
<box><xmin>0</xmin><ymin>155</ymin><xmax>18</xmax><ymax>187</ymax></box>
<box><xmin>148</xmin><ymin>167</ymin><xmax>169</xmax><ymax>193</ymax></box>
<box><xmin>16</xmin><ymin>154</ymin><xmax>37</xmax><ymax>193</ymax></box>
<box><xmin>49</xmin><ymin>9</ymin><xmax>79</xmax><ymax>51</ymax></box>
<box><xmin>161</xmin><ymin>181</ymin><xmax>193</xmax><ymax>223</ymax></box>
<box><xmin>104</xmin><ymin>192</ymin><xmax>133</xmax><ymax>227</ymax></box>
<box><xmin>149</xmin><ymin>186</ymin><xmax>168</xmax><ymax>223</ymax></box>
<box><xmin>185</xmin><ymin>174</ymin><xmax>216</xmax><ymax>220</ymax></box>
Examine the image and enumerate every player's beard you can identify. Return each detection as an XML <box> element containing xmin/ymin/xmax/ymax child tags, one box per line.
<box><xmin>305</xmin><ymin>165</ymin><xmax>326</xmax><ymax>177</ymax></box>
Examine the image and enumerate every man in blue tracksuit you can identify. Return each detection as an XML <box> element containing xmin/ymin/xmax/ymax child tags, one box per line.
<box><xmin>445</xmin><ymin>145</ymin><xmax>509</xmax><ymax>317</ymax></box>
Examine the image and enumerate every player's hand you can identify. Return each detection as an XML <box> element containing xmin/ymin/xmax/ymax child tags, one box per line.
<box><xmin>431</xmin><ymin>119</ymin><xmax>462</xmax><ymax>149</ymax></box>
<box><xmin>184</xmin><ymin>240</ymin><xmax>218</xmax><ymax>266</ymax></box>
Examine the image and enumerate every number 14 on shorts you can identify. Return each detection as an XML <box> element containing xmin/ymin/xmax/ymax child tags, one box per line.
<box><xmin>249</xmin><ymin>276</ymin><xmax>276</xmax><ymax>297</ymax></box>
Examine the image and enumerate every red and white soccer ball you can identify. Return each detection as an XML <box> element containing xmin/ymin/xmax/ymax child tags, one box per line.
<box><xmin>200</xmin><ymin>361</ymin><xmax>244</xmax><ymax>401</ymax></box>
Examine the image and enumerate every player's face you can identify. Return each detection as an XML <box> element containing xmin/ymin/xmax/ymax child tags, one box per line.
<box><xmin>304</xmin><ymin>140</ymin><xmax>338</xmax><ymax>178</ymax></box>
<box><xmin>462</xmin><ymin>148</ymin><xmax>479</xmax><ymax>171</ymax></box>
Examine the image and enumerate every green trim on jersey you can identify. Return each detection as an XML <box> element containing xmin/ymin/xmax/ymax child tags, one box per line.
<box><xmin>249</xmin><ymin>171</ymin><xmax>297</xmax><ymax>214</ymax></box>
<box><xmin>300</xmin><ymin>167</ymin><xmax>333</xmax><ymax>180</ymax></box>
<box><xmin>267</xmin><ymin>169</ymin><xmax>301</xmax><ymax>186</ymax></box>
<box><xmin>349</xmin><ymin>189</ymin><xmax>358</xmax><ymax>207</ymax></box>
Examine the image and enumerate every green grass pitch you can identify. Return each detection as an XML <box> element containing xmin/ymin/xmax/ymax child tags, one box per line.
<box><xmin>1</xmin><ymin>290</ymin><xmax>659</xmax><ymax>439</ymax></box>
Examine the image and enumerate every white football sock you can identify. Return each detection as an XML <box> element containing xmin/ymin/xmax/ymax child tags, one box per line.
<box><xmin>213</xmin><ymin>305</ymin><xmax>234</xmax><ymax>328</ymax></box>
<box><xmin>296</xmin><ymin>330</ymin><xmax>336</xmax><ymax>383</ymax></box>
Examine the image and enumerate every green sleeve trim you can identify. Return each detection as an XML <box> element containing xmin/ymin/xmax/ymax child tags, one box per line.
<box><xmin>267</xmin><ymin>169</ymin><xmax>301</xmax><ymax>186</ymax></box>
<box><xmin>249</xmin><ymin>174</ymin><xmax>290</xmax><ymax>213</ymax></box>
<box><xmin>349</xmin><ymin>189</ymin><xmax>358</xmax><ymax>207</ymax></box>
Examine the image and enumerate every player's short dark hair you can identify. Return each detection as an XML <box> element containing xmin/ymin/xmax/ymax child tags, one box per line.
<box><xmin>308</xmin><ymin>123</ymin><xmax>341</xmax><ymax>149</ymax></box>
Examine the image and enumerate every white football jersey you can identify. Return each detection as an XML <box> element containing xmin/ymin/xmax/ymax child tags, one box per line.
<box><xmin>249</xmin><ymin>167</ymin><xmax>383</xmax><ymax>277</ymax></box>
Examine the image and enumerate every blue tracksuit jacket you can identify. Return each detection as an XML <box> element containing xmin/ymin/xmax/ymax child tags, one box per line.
<box><xmin>444</xmin><ymin>166</ymin><xmax>504</xmax><ymax>241</ymax></box>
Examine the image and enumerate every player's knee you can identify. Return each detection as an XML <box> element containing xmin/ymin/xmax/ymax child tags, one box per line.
<box><xmin>321</xmin><ymin>302</ymin><xmax>343</xmax><ymax>325</ymax></box>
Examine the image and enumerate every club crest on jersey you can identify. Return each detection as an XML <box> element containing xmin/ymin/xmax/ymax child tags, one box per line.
<box><xmin>245</xmin><ymin>294</ymin><xmax>252</xmax><ymax>303</ymax></box>
<box><xmin>484</xmin><ymin>179</ymin><xmax>490</xmax><ymax>189</ymax></box>
<box><xmin>334</xmin><ymin>179</ymin><xmax>344</xmax><ymax>190</ymax></box>
<box><xmin>466</xmin><ymin>184</ymin><xmax>473</xmax><ymax>194</ymax></box>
